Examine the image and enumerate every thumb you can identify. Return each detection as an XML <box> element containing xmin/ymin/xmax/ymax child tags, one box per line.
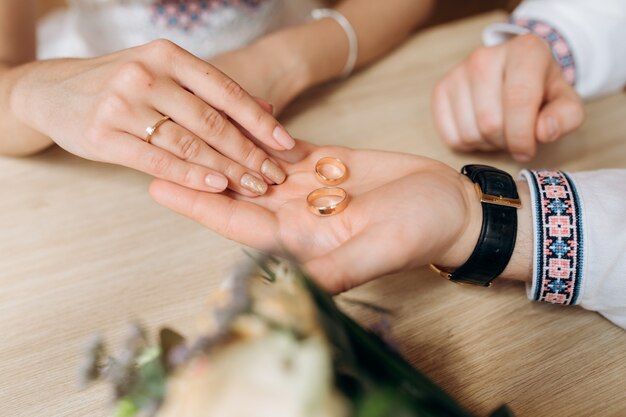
<box><xmin>536</xmin><ymin>79</ymin><xmax>585</xmax><ymax>143</ymax></box>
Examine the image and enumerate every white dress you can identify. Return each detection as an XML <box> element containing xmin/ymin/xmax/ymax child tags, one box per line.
<box><xmin>38</xmin><ymin>0</ymin><xmax>321</xmax><ymax>60</ymax></box>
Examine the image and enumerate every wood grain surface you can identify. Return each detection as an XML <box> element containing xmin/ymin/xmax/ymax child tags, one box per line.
<box><xmin>1</xmin><ymin>12</ymin><xmax>625</xmax><ymax>417</ymax></box>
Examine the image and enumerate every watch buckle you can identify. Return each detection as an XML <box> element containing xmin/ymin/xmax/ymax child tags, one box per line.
<box><xmin>428</xmin><ymin>264</ymin><xmax>492</xmax><ymax>287</ymax></box>
<box><xmin>474</xmin><ymin>183</ymin><xmax>522</xmax><ymax>208</ymax></box>
<box><xmin>429</xmin><ymin>264</ymin><xmax>453</xmax><ymax>280</ymax></box>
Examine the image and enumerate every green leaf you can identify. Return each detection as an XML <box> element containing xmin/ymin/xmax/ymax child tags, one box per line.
<box><xmin>356</xmin><ymin>387</ymin><xmax>420</xmax><ymax>417</ymax></box>
<box><xmin>114</xmin><ymin>398</ymin><xmax>138</xmax><ymax>417</ymax></box>
<box><xmin>297</xmin><ymin>264</ymin><xmax>478</xmax><ymax>417</ymax></box>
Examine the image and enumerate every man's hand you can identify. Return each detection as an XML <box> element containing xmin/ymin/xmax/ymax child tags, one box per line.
<box><xmin>432</xmin><ymin>34</ymin><xmax>585</xmax><ymax>162</ymax></box>
<box><xmin>149</xmin><ymin>143</ymin><xmax>490</xmax><ymax>293</ymax></box>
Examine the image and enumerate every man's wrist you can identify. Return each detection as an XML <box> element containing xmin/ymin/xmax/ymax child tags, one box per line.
<box><xmin>509</xmin><ymin>18</ymin><xmax>577</xmax><ymax>85</ymax></box>
<box><xmin>432</xmin><ymin>174</ymin><xmax>483</xmax><ymax>269</ymax></box>
<box><xmin>499</xmin><ymin>180</ymin><xmax>532</xmax><ymax>283</ymax></box>
<box><xmin>434</xmin><ymin>177</ymin><xmax>533</xmax><ymax>284</ymax></box>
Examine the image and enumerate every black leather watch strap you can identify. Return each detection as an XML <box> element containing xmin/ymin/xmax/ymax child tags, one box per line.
<box><xmin>446</xmin><ymin>165</ymin><xmax>520</xmax><ymax>287</ymax></box>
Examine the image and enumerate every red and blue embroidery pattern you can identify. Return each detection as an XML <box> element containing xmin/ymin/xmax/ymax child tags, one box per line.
<box><xmin>526</xmin><ymin>170</ymin><xmax>583</xmax><ymax>305</ymax></box>
<box><xmin>510</xmin><ymin>18</ymin><xmax>577</xmax><ymax>86</ymax></box>
<box><xmin>151</xmin><ymin>0</ymin><xmax>268</xmax><ymax>32</ymax></box>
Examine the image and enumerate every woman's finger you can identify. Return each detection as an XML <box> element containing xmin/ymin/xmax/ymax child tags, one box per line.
<box><xmin>128</xmin><ymin>109</ymin><xmax>284</xmax><ymax>196</ymax></box>
<box><xmin>149</xmin><ymin>179</ymin><xmax>278</xmax><ymax>250</ymax></box>
<box><xmin>147</xmin><ymin>116</ymin><xmax>282</xmax><ymax>196</ymax></box>
<box><xmin>229</xmin><ymin>116</ymin><xmax>314</xmax><ymax>164</ymax></box>
<box><xmin>145</xmin><ymin>79</ymin><xmax>287</xmax><ymax>187</ymax></box>
<box><xmin>103</xmin><ymin>132</ymin><xmax>228</xmax><ymax>192</ymax></box>
<box><xmin>253</xmin><ymin>96</ymin><xmax>274</xmax><ymax>115</ymax></box>
<box><xmin>157</xmin><ymin>41</ymin><xmax>295</xmax><ymax>151</ymax></box>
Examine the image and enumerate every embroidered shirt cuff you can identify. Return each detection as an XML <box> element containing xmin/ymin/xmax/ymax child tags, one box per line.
<box><xmin>510</xmin><ymin>18</ymin><xmax>576</xmax><ymax>86</ymax></box>
<box><xmin>483</xmin><ymin>19</ymin><xmax>577</xmax><ymax>86</ymax></box>
<box><xmin>520</xmin><ymin>170</ymin><xmax>584</xmax><ymax>305</ymax></box>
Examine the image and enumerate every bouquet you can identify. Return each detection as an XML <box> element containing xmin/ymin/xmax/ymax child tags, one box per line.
<box><xmin>82</xmin><ymin>256</ymin><xmax>514</xmax><ymax>417</ymax></box>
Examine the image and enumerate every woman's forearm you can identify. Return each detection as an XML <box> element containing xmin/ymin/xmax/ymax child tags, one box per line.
<box><xmin>0</xmin><ymin>1</ymin><xmax>36</xmax><ymax>65</ymax></box>
<box><xmin>0</xmin><ymin>1</ymin><xmax>54</xmax><ymax>156</ymax></box>
<box><xmin>0</xmin><ymin>64</ymin><xmax>54</xmax><ymax>156</ymax></box>
<box><xmin>336</xmin><ymin>0</ymin><xmax>435</xmax><ymax>68</ymax></box>
<box><xmin>254</xmin><ymin>0</ymin><xmax>435</xmax><ymax>95</ymax></box>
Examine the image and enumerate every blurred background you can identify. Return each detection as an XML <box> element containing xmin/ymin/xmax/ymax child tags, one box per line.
<box><xmin>38</xmin><ymin>0</ymin><xmax>523</xmax><ymax>24</ymax></box>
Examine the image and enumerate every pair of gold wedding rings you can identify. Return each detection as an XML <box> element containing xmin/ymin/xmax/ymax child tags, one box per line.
<box><xmin>307</xmin><ymin>157</ymin><xmax>350</xmax><ymax>217</ymax></box>
<box><xmin>144</xmin><ymin>114</ymin><xmax>349</xmax><ymax>216</ymax></box>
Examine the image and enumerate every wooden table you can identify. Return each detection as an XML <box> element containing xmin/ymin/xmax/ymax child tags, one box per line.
<box><xmin>1</xmin><ymin>11</ymin><xmax>625</xmax><ymax>417</ymax></box>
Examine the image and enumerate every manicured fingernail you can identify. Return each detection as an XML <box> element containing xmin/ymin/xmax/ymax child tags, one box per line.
<box><xmin>240</xmin><ymin>173</ymin><xmax>268</xmax><ymax>195</ymax></box>
<box><xmin>261</xmin><ymin>159</ymin><xmax>286</xmax><ymax>184</ymax></box>
<box><xmin>204</xmin><ymin>173</ymin><xmax>228</xmax><ymax>190</ymax></box>
<box><xmin>513</xmin><ymin>153</ymin><xmax>531</xmax><ymax>162</ymax></box>
<box><xmin>544</xmin><ymin>116</ymin><xmax>560</xmax><ymax>141</ymax></box>
<box><xmin>272</xmin><ymin>125</ymin><xmax>295</xmax><ymax>150</ymax></box>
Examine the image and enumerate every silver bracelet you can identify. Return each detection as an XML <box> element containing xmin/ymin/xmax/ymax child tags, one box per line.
<box><xmin>310</xmin><ymin>8</ymin><xmax>359</xmax><ymax>79</ymax></box>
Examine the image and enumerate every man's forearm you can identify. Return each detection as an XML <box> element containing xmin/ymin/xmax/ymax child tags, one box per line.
<box><xmin>499</xmin><ymin>180</ymin><xmax>533</xmax><ymax>283</ymax></box>
<box><xmin>434</xmin><ymin>175</ymin><xmax>533</xmax><ymax>284</ymax></box>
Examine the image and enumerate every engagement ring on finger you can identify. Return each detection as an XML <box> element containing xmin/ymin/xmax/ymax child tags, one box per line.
<box><xmin>145</xmin><ymin>115</ymin><xmax>171</xmax><ymax>144</ymax></box>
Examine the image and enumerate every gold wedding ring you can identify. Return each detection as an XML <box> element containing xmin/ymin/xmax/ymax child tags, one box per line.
<box><xmin>145</xmin><ymin>115</ymin><xmax>171</xmax><ymax>144</ymax></box>
<box><xmin>315</xmin><ymin>157</ymin><xmax>347</xmax><ymax>185</ymax></box>
<box><xmin>307</xmin><ymin>187</ymin><xmax>349</xmax><ymax>217</ymax></box>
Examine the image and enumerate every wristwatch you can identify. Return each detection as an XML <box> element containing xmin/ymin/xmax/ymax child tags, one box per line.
<box><xmin>430</xmin><ymin>165</ymin><xmax>521</xmax><ymax>287</ymax></box>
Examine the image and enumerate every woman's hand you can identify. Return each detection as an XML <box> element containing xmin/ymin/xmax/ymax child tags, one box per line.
<box><xmin>432</xmin><ymin>34</ymin><xmax>584</xmax><ymax>162</ymax></box>
<box><xmin>149</xmin><ymin>144</ymin><xmax>488</xmax><ymax>293</ymax></box>
<box><xmin>8</xmin><ymin>39</ymin><xmax>296</xmax><ymax>196</ymax></box>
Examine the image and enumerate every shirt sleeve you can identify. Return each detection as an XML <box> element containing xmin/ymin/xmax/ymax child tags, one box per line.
<box><xmin>520</xmin><ymin>169</ymin><xmax>626</xmax><ymax>329</ymax></box>
<box><xmin>483</xmin><ymin>0</ymin><xmax>626</xmax><ymax>99</ymax></box>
